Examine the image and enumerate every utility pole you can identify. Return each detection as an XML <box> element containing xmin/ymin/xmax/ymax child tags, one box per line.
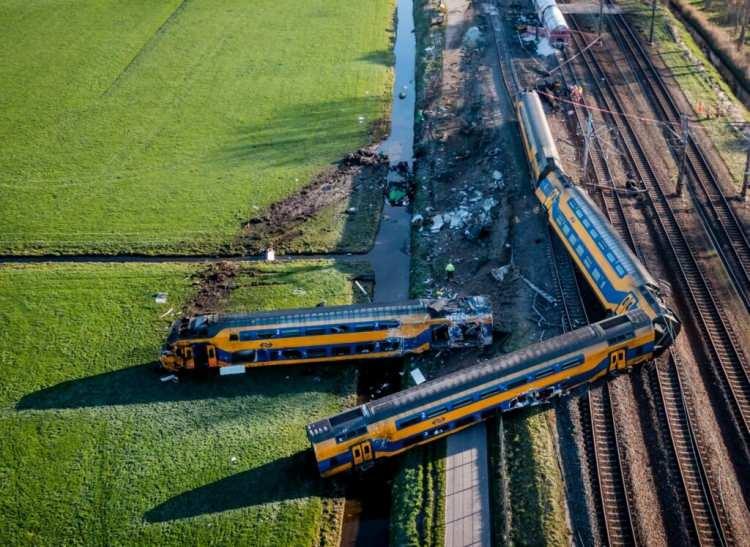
<box><xmin>649</xmin><ymin>0</ymin><xmax>657</xmax><ymax>45</ymax></box>
<box><xmin>675</xmin><ymin>114</ymin><xmax>689</xmax><ymax>196</ymax></box>
<box><xmin>742</xmin><ymin>143</ymin><xmax>750</xmax><ymax>201</ymax></box>
<box><xmin>582</xmin><ymin>112</ymin><xmax>594</xmax><ymax>184</ymax></box>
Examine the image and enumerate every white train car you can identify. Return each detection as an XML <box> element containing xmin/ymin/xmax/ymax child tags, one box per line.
<box><xmin>533</xmin><ymin>0</ymin><xmax>570</xmax><ymax>45</ymax></box>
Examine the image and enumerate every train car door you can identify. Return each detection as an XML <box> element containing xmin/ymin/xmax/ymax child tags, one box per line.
<box><xmin>351</xmin><ymin>441</ymin><xmax>373</xmax><ymax>467</ymax></box>
<box><xmin>609</xmin><ymin>349</ymin><xmax>626</xmax><ymax>373</ymax></box>
<box><xmin>191</xmin><ymin>344</ymin><xmax>218</xmax><ymax>369</ymax></box>
<box><xmin>206</xmin><ymin>344</ymin><xmax>218</xmax><ymax>367</ymax></box>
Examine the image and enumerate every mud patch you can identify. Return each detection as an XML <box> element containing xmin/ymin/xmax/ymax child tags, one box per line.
<box><xmin>184</xmin><ymin>261</ymin><xmax>238</xmax><ymax>314</ymax></box>
<box><xmin>239</xmin><ymin>146</ymin><xmax>388</xmax><ymax>254</ymax></box>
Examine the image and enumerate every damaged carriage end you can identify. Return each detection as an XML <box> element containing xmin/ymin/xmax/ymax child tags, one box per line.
<box><xmin>425</xmin><ymin>295</ymin><xmax>494</xmax><ymax>348</ymax></box>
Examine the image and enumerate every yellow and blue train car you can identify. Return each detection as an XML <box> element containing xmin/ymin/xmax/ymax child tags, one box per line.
<box><xmin>308</xmin><ymin>310</ymin><xmax>654</xmax><ymax>476</ymax></box>
<box><xmin>516</xmin><ymin>90</ymin><xmax>679</xmax><ymax>352</ymax></box>
<box><xmin>160</xmin><ymin>297</ymin><xmax>493</xmax><ymax>374</ymax></box>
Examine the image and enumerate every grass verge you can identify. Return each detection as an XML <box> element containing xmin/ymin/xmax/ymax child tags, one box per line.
<box><xmin>0</xmin><ymin>1</ymin><xmax>394</xmax><ymax>255</ymax></box>
<box><xmin>620</xmin><ymin>0</ymin><xmax>749</xmax><ymax>187</ymax></box>
<box><xmin>389</xmin><ymin>2</ymin><xmax>448</xmax><ymax>545</ymax></box>
<box><xmin>0</xmin><ymin>261</ymin><xmax>362</xmax><ymax>545</ymax></box>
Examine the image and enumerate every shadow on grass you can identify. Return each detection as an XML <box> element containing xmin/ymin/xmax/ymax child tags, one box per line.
<box><xmin>16</xmin><ymin>363</ymin><xmax>342</xmax><ymax>411</ymax></box>
<box><xmin>217</xmin><ymin>97</ymin><xmax>385</xmax><ymax>170</ymax></box>
<box><xmin>144</xmin><ymin>450</ymin><xmax>323</xmax><ymax>522</ymax></box>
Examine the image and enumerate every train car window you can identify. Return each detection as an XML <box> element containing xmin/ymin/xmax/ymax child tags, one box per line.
<box><xmin>305</xmin><ymin>327</ymin><xmax>327</xmax><ymax>336</ymax></box>
<box><xmin>560</xmin><ymin>356</ymin><xmax>584</xmax><ymax>370</ymax></box>
<box><xmin>356</xmin><ymin>343</ymin><xmax>375</xmax><ymax>354</ymax></box>
<box><xmin>335</xmin><ymin>426</ymin><xmax>367</xmax><ymax>444</ymax></box>
<box><xmin>454</xmin><ymin>415</ymin><xmax>477</xmax><ymax>429</ymax></box>
<box><xmin>396</xmin><ymin>415</ymin><xmax>422</xmax><ymax>430</ymax></box>
<box><xmin>426</xmin><ymin>406</ymin><xmax>446</xmax><ymax>419</ymax></box>
<box><xmin>379</xmin><ymin>320</ymin><xmax>400</xmax><ymax>329</ymax></box>
<box><xmin>381</xmin><ymin>340</ymin><xmax>401</xmax><ymax>352</ymax></box>
<box><xmin>282</xmin><ymin>349</ymin><xmax>303</xmax><ymax>359</ymax></box>
<box><xmin>505</xmin><ymin>377</ymin><xmax>526</xmax><ymax>390</ymax></box>
<box><xmin>333</xmin><ymin>346</ymin><xmax>351</xmax><ymax>356</ymax></box>
<box><xmin>607</xmin><ymin>332</ymin><xmax>634</xmax><ymax>346</ymax></box>
<box><xmin>329</xmin><ymin>407</ymin><xmax>364</xmax><ymax>427</ymax></box>
<box><xmin>279</xmin><ymin>328</ymin><xmax>302</xmax><ymax>337</ymax></box>
<box><xmin>480</xmin><ymin>385</ymin><xmax>503</xmax><ymax>399</ymax></box>
<box><xmin>451</xmin><ymin>396</ymin><xmax>474</xmax><ymax>409</ymax></box>
<box><xmin>599</xmin><ymin>315</ymin><xmax>631</xmax><ymax>330</ymax></box>
<box><xmin>307</xmin><ymin>347</ymin><xmax>327</xmax><ymax>358</ymax></box>
<box><xmin>229</xmin><ymin>333</ymin><xmax>238</xmax><ymax>342</ymax></box>
<box><xmin>535</xmin><ymin>367</ymin><xmax>556</xmax><ymax>379</ymax></box>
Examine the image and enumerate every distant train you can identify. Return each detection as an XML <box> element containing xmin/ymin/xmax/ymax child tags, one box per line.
<box><xmin>160</xmin><ymin>297</ymin><xmax>493</xmax><ymax>374</ymax></box>
<box><xmin>533</xmin><ymin>0</ymin><xmax>569</xmax><ymax>46</ymax></box>
<box><xmin>307</xmin><ymin>91</ymin><xmax>680</xmax><ymax>477</ymax></box>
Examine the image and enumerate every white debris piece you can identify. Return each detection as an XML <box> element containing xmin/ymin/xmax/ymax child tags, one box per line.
<box><xmin>492</xmin><ymin>170</ymin><xmax>503</xmax><ymax>181</ymax></box>
<box><xmin>292</xmin><ymin>287</ymin><xmax>306</xmax><ymax>296</ymax></box>
<box><xmin>536</xmin><ymin>37</ymin><xmax>557</xmax><ymax>57</ymax></box>
<box><xmin>490</xmin><ymin>264</ymin><xmax>512</xmax><ymax>282</ymax></box>
<box><xmin>410</xmin><ymin>368</ymin><xmax>427</xmax><ymax>385</ymax></box>
<box><xmin>431</xmin><ymin>214</ymin><xmax>445</xmax><ymax>232</ymax></box>
<box><xmin>482</xmin><ymin>197</ymin><xmax>497</xmax><ymax>211</ymax></box>
<box><xmin>159</xmin><ymin>307</ymin><xmax>175</xmax><ymax>319</ymax></box>
<box><xmin>411</xmin><ymin>213</ymin><xmax>424</xmax><ymax>226</ymax></box>
<box><xmin>230</xmin><ymin>456</ymin><xmax>238</xmax><ymax>465</ymax></box>
<box><xmin>154</xmin><ymin>292</ymin><xmax>168</xmax><ymax>304</ymax></box>
<box><xmin>160</xmin><ymin>374</ymin><xmax>178</xmax><ymax>383</ymax></box>
<box><xmin>463</xmin><ymin>26</ymin><xmax>484</xmax><ymax>48</ymax></box>
<box><xmin>266</xmin><ymin>247</ymin><xmax>276</xmax><ymax>261</ymax></box>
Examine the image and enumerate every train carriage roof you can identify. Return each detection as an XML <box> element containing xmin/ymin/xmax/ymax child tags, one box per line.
<box><xmin>178</xmin><ymin>296</ymin><xmax>491</xmax><ymax>339</ymax></box>
<box><xmin>363</xmin><ymin>310</ymin><xmax>650</xmax><ymax>422</ymax></box>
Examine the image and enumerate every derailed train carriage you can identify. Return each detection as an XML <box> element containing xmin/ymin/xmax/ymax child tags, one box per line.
<box><xmin>160</xmin><ymin>297</ymin><xmax>493</xmax><ymax>374</ymax></box>
<box><xmin>533</xmin><ymin>0</ymin><xmax>570</xmax><ymax>46</ymax></box>
<box><xmin>306</xmin><ymin>91</ymin><xmax>680</xmax><ymax>477</ymax></box>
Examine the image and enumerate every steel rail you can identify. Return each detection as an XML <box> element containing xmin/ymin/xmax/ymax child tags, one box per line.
<box><xmin>608</xmin><ymin>14</ymin><xmax>750</xmax><ymax>313</ymax></box>
<box><xmin>568</xmin><ymin>20</ymin><xmax>750</xmax><ymax>455</ymax></box>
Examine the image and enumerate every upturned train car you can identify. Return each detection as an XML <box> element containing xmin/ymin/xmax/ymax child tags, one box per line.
<box><xmin>308</xmin><ymin>310</ymin><xmax>654</xmax><ymax>476</ymax></box>
<box><xmin>160</xmin><ymin>297</ymin><xmax>493</xmax><ymax>374</ymax></box>
<box><xmin>516</xmin><ymin>90</ymin><xmax>680</xmax><ymax>352</ymax></box>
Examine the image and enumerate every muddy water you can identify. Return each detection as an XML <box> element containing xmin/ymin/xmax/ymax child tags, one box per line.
<box><xmin>340</xmin><ymin>0</ymin><xmax>416</xmax><ymax>545</ymax></box>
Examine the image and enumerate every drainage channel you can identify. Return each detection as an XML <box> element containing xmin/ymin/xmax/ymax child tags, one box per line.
<box><xmin>339</xmin><ymin>0</ymin><xmax>415</xmax><ymax>545</ymax></box>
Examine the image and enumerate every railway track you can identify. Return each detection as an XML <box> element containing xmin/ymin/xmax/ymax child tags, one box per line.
<box><xmin>652</xmin><ymin>354</ymin><xmax>732</xmax><ymax>546</ymax></box>
<box><xmin>607</xmin><ymin>13</ymin><xmax>750</xmax><ymax>313</ymax></box>
<box><xmin>558</xmin><ymin>42</ymin><xmax>735</xmax><ymax>546</ymax></box>
<box><xmin>568</xmin><ymin>19</ymin><xmax>750</xmax><ymax>458</ymax></box>
<box><xmin>581</xmin><ymin>383</ymin><xmax>637</xmax><ymax>546</ymax></box>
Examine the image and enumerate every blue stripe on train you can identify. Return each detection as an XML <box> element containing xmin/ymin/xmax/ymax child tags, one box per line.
<box><xmin>215</xmin><ymin>329</ymin><xmax>434</xmax><ymax>364</ymax></box>
<box><xmin>549</xmin><ymin>199</ymin><xmax>632</xmax><ymax>307</ymax></box>
<box><xmin>316</xmin><ymin>350</ymin><xmax>647</xmax><ymax>473</ymax></box>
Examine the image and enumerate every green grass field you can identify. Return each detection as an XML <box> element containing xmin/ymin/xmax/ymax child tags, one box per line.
<box><xmin>0</xmin><ymin>0</ymin><xmax>393</xmax><ymax>255</ymax></box>
<box><xmin>0</xmin><ymin>261</ymin><xmax>361</xmax><ymax>545</ymax></box>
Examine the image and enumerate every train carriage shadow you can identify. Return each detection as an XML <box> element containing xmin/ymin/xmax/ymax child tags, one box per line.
<box><xmin>144</xmin><ymin>450</ymin><xmax>326</xmax><ymax>522</ymax></box>
<box><xmin>16</xmin><ymin>362</ymin><xmax>343</xmax><ymax>411</ymax></box>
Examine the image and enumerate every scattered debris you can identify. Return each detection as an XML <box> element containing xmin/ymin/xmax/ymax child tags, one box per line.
<box><xmin>411</xmin><ymin>213</ymin><xmax>424</xmax><ymax>227</ymax></box>
<box><xmin>520</xmin><ymin>274</ymin><xmax>557</xmax><ymax>305</ymax></box>
<box><xmin>154</xmin><ymin>292</ymin><xmax>168</xmax><ymax>304</ymax></box>
<box><xmin>490</xmin><ymin>264</ymin><xmax>514</xmax><ymax>283</ymax></box>
<box><xmin>463</xmin><ymin>26</ymin><xmax>484</xmax><ymax>48</ymax></box>
<box><xmin>410</xmin><ymin>368</ymin><xmax>426</xmax><ymax>385</ymax></box>
<box><xmin>159</xmin><ymin>307</ymin><xmax>175</xmax><ymax>319</ymax></box>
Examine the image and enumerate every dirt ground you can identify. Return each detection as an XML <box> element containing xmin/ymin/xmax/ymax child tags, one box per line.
<box><xmin>239</xmin><ymin>147</ymin><xmax>388</xmax><ymax>254</ymax></box>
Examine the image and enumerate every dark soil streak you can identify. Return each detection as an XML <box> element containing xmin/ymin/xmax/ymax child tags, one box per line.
<box><xmin>239</xmin><ymin>146</ymin><xmax>388</xmax><ymax>253</ymax></box>
<box><xmin>102</xmin><ymin>0</ymin><xmax>192</xmax><ymax>97</ymax></box>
